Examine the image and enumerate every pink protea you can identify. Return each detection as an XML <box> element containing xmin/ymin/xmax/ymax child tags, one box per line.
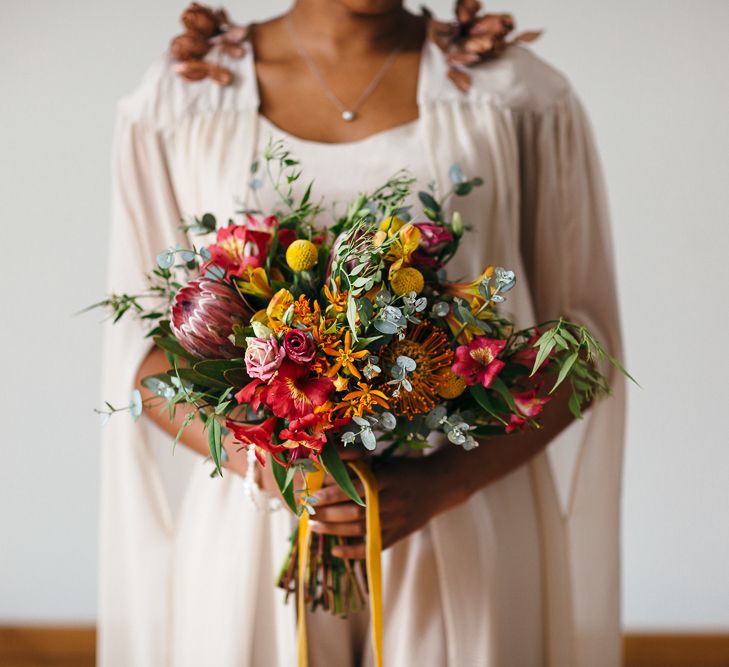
<box><xmin>170</xmin><ymin>277</ymin><xmax>251</xmax><ymax>359</ymax></box>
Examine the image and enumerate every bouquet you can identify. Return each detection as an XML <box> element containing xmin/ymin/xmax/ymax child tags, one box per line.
<box><xmin>93</xmin><ymin>141</ymin><xmax>629</xmax><ymax>621</ymax></box>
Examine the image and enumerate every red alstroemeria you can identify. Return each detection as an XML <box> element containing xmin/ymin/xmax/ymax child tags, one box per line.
<box><xmin>279</xmin><ymin>412</ymin><xmax>351</xmax><ymax>461</ymax></box>
<box><xmin>505</xmin><ymin>389</ymin><xmax>551</xmax><ymax>433</ymax></box>
<box><xmin>245</xmin><ymin>213</ymin><xmax>278</xmax><ymax>232</ymax></box>
<box><xmin>235</xmin><ymin>378</ymin><xmax>266</xmax><ymax>411</ymax></box>
<box><xmin>226</xmin><ymin>417</ymin><xmax>279</xmax><ymax>465</ymax></box>
<box><xmin>263</xmin><ymin>360</ymin><xmax>334</xmax><ymax>420</ymax></box>
<box><xmin>452</xmin><ymin>336</ymin><xmax>507</xmax><ymax>388</ymax></box>
<box><xmin>206</xmin><ymin>223</ymin><xmax>272</xmax><ymax>277</ymax></box>
<box><xmin>278</xmin><ymin>413</ymin><xmax>329</xmax><ymax>456</ymax></box>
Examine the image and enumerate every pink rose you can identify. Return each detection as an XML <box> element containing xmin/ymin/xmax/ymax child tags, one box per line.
<box><xmin>412</xmin><ymin>222</ymin><xmax>454</xmax><ymax>268</ymax></box>
<box><xmin>244</xmin><ymin>337</ymin><xmax>285</xmax><ymax>380</ymax></box>
<box><xmin>415</xmin><ymin>222</ymin><xmax>453</xmax><ymax>253</ymax></box>
<box><xmin>283</xmin><ymin>329</ymin><xmax>317</xmax><ymax>364</ymax></box>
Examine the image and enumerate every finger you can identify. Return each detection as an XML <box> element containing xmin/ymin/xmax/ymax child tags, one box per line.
<box><xmin>313</xmin><ymin>502</ymin><xmax>365</xmax><ymax>523</ymax></box>
<box><xmin>311</xmin><ymin>480</ymin><xmax>365</xmax><ymax>507</ymax></box>
<box><xmin>331</xmin><ymin>541</ymin><xmax>366</xmax><ymax>560</ymax></box>
<box><xmin>309</xmin><ymin>520</ymin><xmax>366</xmax><ymax>537</ymax></box>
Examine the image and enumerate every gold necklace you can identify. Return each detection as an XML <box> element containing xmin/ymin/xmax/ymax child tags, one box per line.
<box><xmin>285</xmin><ymin>16</ymin><xmax>401</xmax><ymax>122</ymax></box>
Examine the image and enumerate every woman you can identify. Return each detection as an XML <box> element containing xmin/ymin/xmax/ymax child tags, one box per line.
<box><xmin>101</xmin><ymin>1</ymin><xmax>625</xmax><ymax>665</ymax></box>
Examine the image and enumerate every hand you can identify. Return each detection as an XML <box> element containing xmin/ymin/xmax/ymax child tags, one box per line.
<box><xmin>308</xmin><ymin>454</ymin><xmax>457</xmax><ymax>560</ymax></box>
<box><xmin>223</xmin><ymin>439</ymin><xmax>370</xmax><ymax>506</ymax></box>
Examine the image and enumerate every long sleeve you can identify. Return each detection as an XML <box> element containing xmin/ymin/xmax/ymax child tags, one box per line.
<box><xmin>516</xmin><ymin>89</ymin><xmax>626</xmax><ymax>667</ymax></box>
<box><xmin>517</xmin><ymin>90</ymin><xmax>623</xmax><ymax>371</ymax></box>
<box><xmin>99</xmin><ymin>96</ymin><xmax>297</xmax><ymax>666</ymax></box>
<box><xmin>99</xmin><ymin>108</ymin><xmax>188</xmax><ymax>667</ymax></box>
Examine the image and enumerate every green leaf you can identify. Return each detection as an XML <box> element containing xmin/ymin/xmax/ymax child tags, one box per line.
<box><xmin>174</xmin><ymin>412</ymin><xmax>195</xmax><ymax>452</ymax></box>
<box><xmin>417</xmin><ymin>191</ymin><xmax>440</xmax><ymax>212</ymax></box>
<box><xmin>223</xmin><ymin>368</ymin><xmax>250</xmax><ymax>388</ymax></box>
<box><xmin>551</xmin><ymin>351</ymin><xmax>579</xmax><ymax>393</ymax></box>
<box><xmin>207</xmin><ymin>418</ymin><xmax>223</xmax><ymax>475</ymax></box>
<box><xmin>283</xmin><ymin>465</ymin><xmax>296</xmax><ymax>493</ymax></box>
<box><xmin>270</xmin><ymin>455</ymin><xmax>298</xmax><ymax>515</ymax></box>
<box><xmin>608</xmin><ymin>354</ymin><xmax>641</xmax><ymax>387</ymax></box>
<box><xmin>194</xmin><ymin>359</ymin><xmax>245</xmax><ymax>385</ymax></box>
<box><xmin>153</xmin><ymin>335</ymin><xmax>198</xmax><ymax>363</ymax></box>
<box><xmin>490</xmin><ymin>376</ymin><xmax>521</xmax><ymax>415</ymax></box>
<box><xmin>346</xmin><ymin>296</ymin><xmax>358</xmax><ymax>341</ymax></box>
<box><xmin>320</xmin><ymin>441</ymin><xmax>365</xmax><ymax>506</ymax></box>
<box><xmin>469</xmin><ymin>385</ymin><xmax>508</xmax><ymax>425</ymax></box>
<box><xmin>559</xmin><ymin>328</ymin><xmax>580</xmax><ymax>347</ymax></box>
<box><xmin>530</xmin><ymin>339</ymin><xmax>555</xmax><ymax>377</ymax></box>
<box><xmin>174</xmin><ymin>367</ymin><xmax>229</xmax><ymax>389</ymax></box>
<box><xmin>568</xmin><ymin>390</ymin><xmax>583</xmax><ymax>419</ymax></box>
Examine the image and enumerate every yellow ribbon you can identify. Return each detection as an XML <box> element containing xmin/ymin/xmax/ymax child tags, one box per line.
<box><xmin>297</xmin><ymin>461</ymin><xmax>383</xmax><ymax>667</ymax></box>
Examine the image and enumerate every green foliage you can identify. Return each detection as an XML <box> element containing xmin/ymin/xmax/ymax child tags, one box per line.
<box><xmin>271</xmin><ymin>454</ymin><xmax>299</xmax><ymax>515</ymax></box>
<box><xmin>207</xmin><ymin>417</ymin><xmax>223</xmax><ymax>476</ymax></box>
<box><xmin>320</xmin><ymin>442</ymin><xmax>365</xmax><ymax>507</ymax></box>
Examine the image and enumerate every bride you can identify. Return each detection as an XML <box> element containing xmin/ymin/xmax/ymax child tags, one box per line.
<box><xmin>100</xmin><ymin>1</ymin><xmax>625</xmax><ymax>665</ymax></box>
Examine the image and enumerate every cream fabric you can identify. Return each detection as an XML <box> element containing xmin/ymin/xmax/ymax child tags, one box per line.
<box><xmin>100</xmin><ymin>35</ymin><xmax>625</xmax><ymax>667</ymax></box>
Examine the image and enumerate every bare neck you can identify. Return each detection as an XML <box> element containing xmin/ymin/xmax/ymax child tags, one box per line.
<box><xmin>287</xmin><ymin>1</ymin><xmax>420</xmax><ymax>57</ymax></box>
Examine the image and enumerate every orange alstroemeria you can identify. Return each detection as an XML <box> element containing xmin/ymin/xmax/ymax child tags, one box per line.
<box><xmin>293</xmin><ymin>295</ymin><xmax>320</xmax><ymax>327</ymax></box>
<box><xmin>322</xmin><ymin>330</ymin><xmax>368</xmax><ymax>379</ymax></box>
<box><xmin>444</xmin><ymin>265</ymin><xmax>495</xmax><ymax>303</ymax></box>
<box><xmin>324</xmin><ymin>282</ymin><xmax>348</xmax><ymax>315</ymax></box>
<box><xmin>235</xmin><ymin>266</ymin><xmax>273</xmax><ymax>299</ymax></box>
<box><xmin>342</xmin><ymin>381</ymin><xmax>390</xmax><ymax>417</ymax></box>
<box><xmin>385</xmin><ymin>223</ymin><xmax>421</xmax><ymax>275</ymax></box>
<box><xmin>267</xmin><ymin>288</ymin><xmax>294</xmax><ymax>330</ymax></box>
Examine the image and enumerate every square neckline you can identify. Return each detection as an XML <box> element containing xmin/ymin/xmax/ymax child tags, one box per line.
<box><xmin>246</xmin><ymin>21</ymin><xmax>431</xmax><ymax>147</ymax></box>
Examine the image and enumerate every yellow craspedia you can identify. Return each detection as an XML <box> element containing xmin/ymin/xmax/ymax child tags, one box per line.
<box><xmin>390</xmin><ymin>267</ymin><xmax>425</xmax><ymax>296</ymax></box>
<box><xmin>286</xmin><ymin>239</ymin><xmax>318</xmax><ymax>272</ymax></box>
<box><xmin>435</xmin><ymin>369</ymin><xmax>467</xmax><ymax>399</ymax></box>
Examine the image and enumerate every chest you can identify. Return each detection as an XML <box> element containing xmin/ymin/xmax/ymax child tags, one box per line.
<box><xmin>162</xmin><ymin>104</ymin><xmax>521</xmax><ymax>286</ymax></box>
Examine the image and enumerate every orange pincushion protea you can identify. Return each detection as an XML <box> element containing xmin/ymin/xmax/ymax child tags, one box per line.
<box><xmin>381</xmin><ymin>324</ymin><xmax>454</xmax><ymax>416</ymax></box>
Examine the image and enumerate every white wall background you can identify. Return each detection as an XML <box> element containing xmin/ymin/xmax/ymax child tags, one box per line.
<box><xmin>1</xmin><ymin>0</ymin><xmax>727</xmax><ymax>629</ymax></box>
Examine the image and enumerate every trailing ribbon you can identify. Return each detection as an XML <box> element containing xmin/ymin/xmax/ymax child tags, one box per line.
<box><xmin>297</xmin><ymin>461</ymin><xmax>383</xmax><ymax>667</ymax></box>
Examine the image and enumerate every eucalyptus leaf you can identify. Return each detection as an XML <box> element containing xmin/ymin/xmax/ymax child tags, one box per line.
<box><xmin>374</xmin><ymin>319</ymin><xmax>399</xmax><ymax>334</ymax></box>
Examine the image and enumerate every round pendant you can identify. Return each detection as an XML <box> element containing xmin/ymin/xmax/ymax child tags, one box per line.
<box><xmin>341</xmin><ymin>110</ymin><xmax>355</xmax><ymax>122</ymax></box>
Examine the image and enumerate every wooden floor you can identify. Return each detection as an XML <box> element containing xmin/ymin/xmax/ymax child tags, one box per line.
<box><xmin>1</xmin><ymin>627</ymin><xmax>729</xmax><ymax>666</ymax></box>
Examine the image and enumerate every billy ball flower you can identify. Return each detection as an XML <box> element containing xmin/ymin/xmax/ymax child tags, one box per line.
<box><xmin>435</xmin><ymin>368</ymin><xmax>467</xmax><ymax>399</ymax></box>
<box><xmin>390</xmin><ymin>267</ymin><xmax>425</xmax><ymax>296</ymax></box>
<box><xmin>286</xmin><ymin>239</ymin><xmax>318</xmax><ymax>272</ymax></box>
